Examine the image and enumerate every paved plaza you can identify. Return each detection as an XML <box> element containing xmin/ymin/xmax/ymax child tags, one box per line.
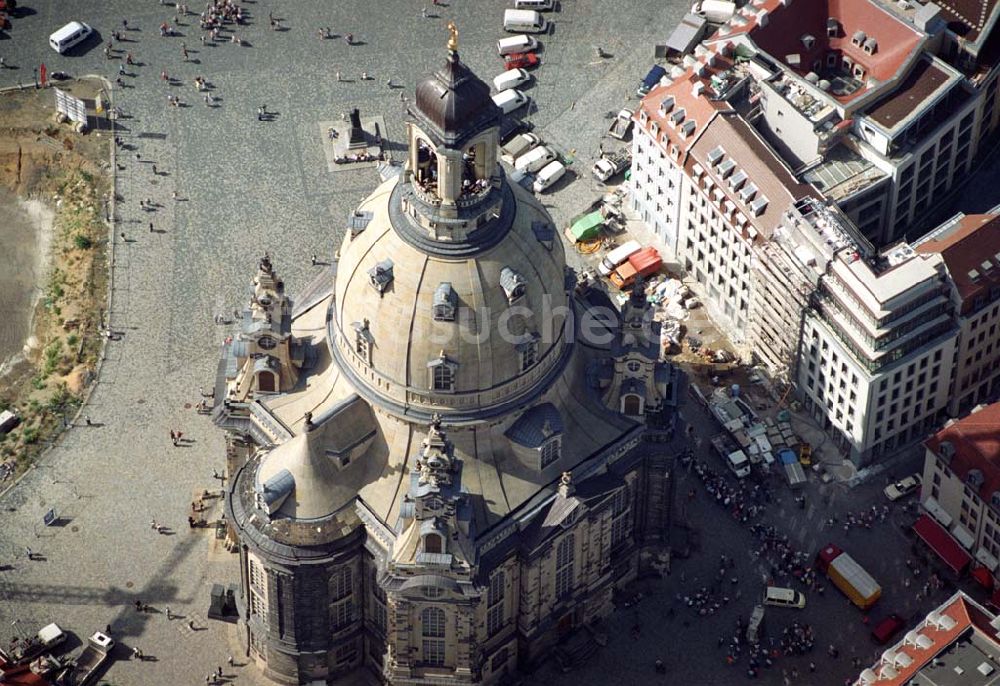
<box><xmin>0</xmin><ymin>2</ymin><xmax>980</xmax><ymax>685</ymax></box>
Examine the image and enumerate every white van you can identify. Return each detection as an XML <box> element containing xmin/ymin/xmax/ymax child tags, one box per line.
<box><xmin>726</xmin><ymin>449</ymin><xmax>751</xmax><ymax>478</ymax></box>
<box><xmin>533</xmin><ymin>160</ymin><xmax>565</xmax><ymax>193</ymax></box>
<box><xmin>515</xmin><ymin>145</ymin><xmax>556</xmax><ymax>173</ymax></box>
<box><xmin>598</xmin><ymin>240</ymin><xmax>642</xmax><ymax>277</ymax></box>
<box><xmin>515</xmin><ymin>0</ymin><xmax>554</xmax><ymax>9</ymax></box>
<box><xmin>493</xmin><ymin>68</ymin><xmax>532</xmax><ymax>93</ymax></box>
<box><xmin>504</xmin><ymin>9</ymin><xmax>548</xmax><ymax>33</ymax></box>
<box><xmin>492</xmin><ymin>89</ymin><xmax>529</xmax><ymax>114</ymax></box>
<box><xmin>764</xmin><ymin>586</ymin><xmax>806</xmax><ymax>609</ymax></box>
<box><xmin>497</xmin><ymin>35</ymin><xmax>538</xmax><ymax>56</ymax></box>
<box><xmin>49</xmin><ymin>21</ymin><xmax>93</xmax><ymax>54</ymax></box>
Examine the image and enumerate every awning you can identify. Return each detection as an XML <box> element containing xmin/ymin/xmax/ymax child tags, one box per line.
<box><xmin>922</xmin><ymin>496</ymin><xmax>953</xmax><ymax>528</ymax></box>
<box><xmin>977</xmin><ymin>548</ymin><xmax>999</xmax><ymax>572</ymax></box>
<box><xmin>973</xmin><ymin>565</ymin><xmax>995</xmax><ymax>590</ymax></box>
<box><xmin>952</xmin><ymin>524</ymin><xmax>975</xmax><ymax>550</ymax></box>
<box><xmin>913</xmin><ymin>514</ymin><xmax>972</xmax><ymax>575</ymax></box>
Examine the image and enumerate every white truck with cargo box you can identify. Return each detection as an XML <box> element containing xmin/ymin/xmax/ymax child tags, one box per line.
<box><xmin>0</xmin><ymin>623</ymin><xmax>67</xmax><ymax>665</ymax></box>
<box><xmin>493</xmin><ymin>68</ymin><xmax>532</xmax><ymax>92</ymax></box>
<box><xmin>598</xmin><ymin>240</ymin><xmax>641</xmax><ymax>277</ymax></box>
<box><xmin>592</xmin><ymin>148</ymin><xmax>632</xmax><ymax>183</ymax></box>
<box><xmin>503</xmin><ymin>9</ymin><xmax>548</xmax><ymax>33</ymax></box>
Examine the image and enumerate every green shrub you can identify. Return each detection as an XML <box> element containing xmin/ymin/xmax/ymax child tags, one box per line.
<box><xmin>73</xmin><ymin>234</ymin><xmax>93</xmax><ymax>249</ymax></box>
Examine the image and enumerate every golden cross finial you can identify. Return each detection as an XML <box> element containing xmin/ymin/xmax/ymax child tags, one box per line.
<box><xmin>447</xmin><ymin>21</ymin><xmax>459</xmax><ymax>52</ymax></box>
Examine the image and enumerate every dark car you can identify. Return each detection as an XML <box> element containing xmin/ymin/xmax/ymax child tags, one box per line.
<box><xmin>871</xmin><ymin>614</ymin><xmax>906</xmax><ymax>644</ymax></box>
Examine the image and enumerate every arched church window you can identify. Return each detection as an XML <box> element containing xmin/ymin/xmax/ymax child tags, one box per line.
<box><xmin>623</xmin><ymin>394</ymin><xmax>643</xmax><ymax>416</ymax></box>
<box><xmin>423</xmin><ymin>533</ymin><xmax>443</xmax><ymax>554</ymax></box>
<box><xmin>257</xmin><ymin>371</ymin><xmax>276</xmax><ymax>393</ymax></box>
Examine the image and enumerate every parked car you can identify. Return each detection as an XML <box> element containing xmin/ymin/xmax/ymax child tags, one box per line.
<box><xmin>501</xmin><ymin>132</ymin><xmax>541</xmax><ymax>162</ymax></box>
<box><xmin>492</xmin><ymin>89</ymin><xmax>530</xmax><ymax>115</ymax></box>
<box><xmin>504</xmin><ymin>51</ymin><xmax>540</xmax><ymax>70</ymax></box>
<box><xmin>497</xmin><ymin>35</ymin><xmax>538</xmax><ymax>56</ymax></box>
<box><xmin>532</xmin><ymin>160</ymin><xmax>565</xmax><ymax>193</ymax></box>
<box><xmin>871</xmin><ymin>614</ymin><xmax>906</xmax><ymax>645</ymax></box>
<box><xmin>884</xmin><ymin>473</ymin><xmax>922</xmax><ymax>501</ymax></box>
<box><xmin>514</xmin><ymin>145</ymin><xmax>556</xmax><ymax>173</ymax></box>
<box><xmin>493</xmin><ymin>68</ymin><xmax>532</xmax><ymax>92</ymax></box>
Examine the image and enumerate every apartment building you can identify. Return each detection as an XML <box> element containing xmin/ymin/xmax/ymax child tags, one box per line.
<box><xmin>915</xmin><ymin>211</ymin><xmax>1000</xmax><ymax>416</ymax></box>
<box><xmin>799</xmin><ymin>244</ymin><xmax>959</xmax><ymax>462</ymax></box>
<box><xmin>629</xmin><ymin>0</ymin><xmax>1000</xmax><ymax>464</ymax></box>
<box><xmin>920</xmin><ymin>402</ymin><xmax>1000</xmax><ymax>584</ymax></box>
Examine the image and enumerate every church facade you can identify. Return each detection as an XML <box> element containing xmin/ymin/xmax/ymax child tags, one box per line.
<box><xmin>216</xmin><ymin>27</ymin><xmax>684</xmax><ymax>686</ymax></box>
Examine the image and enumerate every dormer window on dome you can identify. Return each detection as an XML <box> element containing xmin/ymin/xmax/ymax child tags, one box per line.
<box><xmin>368</xmin><ymin>259</ymin><xmax>394</xmax><ymax>295</ymax></box>
<box><xmin>500</xmin><ymin>267</ymin><xmax>526</xmax><ymax>305</ymax></box>
<box><xmin>433</xmin><ymin>282</ymin><xmax>457</xmax><ymax>321</ymax></box>
<box><xmin>352</xmin><ymin>319</ymin><xmax>374</xmax><ymax>366</ymax></box>
<box><xmin>427</xmin><ymin>352</ymin><xmax>457</xmax><ymax>392</ymax></box>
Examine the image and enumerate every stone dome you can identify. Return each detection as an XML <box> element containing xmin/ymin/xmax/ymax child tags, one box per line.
<box><xmin>413</xmin><ymin>50</ymin><xmax>500</xmax><ymax>146</ymax></box>
<box><xmin>330</xmin><ymin>178</ymin><xmax>570</xmax><ymax>424</ymax></box>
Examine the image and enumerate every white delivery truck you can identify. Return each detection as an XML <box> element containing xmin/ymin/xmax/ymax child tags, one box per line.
<box><xmin>503</xmin><ymin>9</ymin><xmax>548</xmax><ymax>33</ymax></box>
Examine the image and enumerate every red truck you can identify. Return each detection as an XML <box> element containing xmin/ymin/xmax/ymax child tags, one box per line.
<box><xmin>815</xmin><ymin>543</ymin><xmax>881</xmax><ymax>610</ymax></box>
<box><xmin>610</xmin><ymin>246</ymin><xmax>662</xmax><ymax>290</ymax></box>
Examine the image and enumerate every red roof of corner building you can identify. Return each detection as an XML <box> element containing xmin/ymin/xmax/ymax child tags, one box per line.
<box><xmin>853</xmin><ymin>592</ymin><xmax>1000</xmax><ymax>685</ymax></box>
<box><xmin>915</xmin><ymin>214</ymin><xmax>1000</xmax><ymax>314</ymax></box>
<box><xmin>635</xmin><ymin>52</ymin><xmax>735</xmax><ymax>156</ymax></box>
<box><xmin>731</xmin><ymin>0</ymin><xmax>925</xmax><ymax>106</ymax></box>
<box><xmin>924</xmin><ymin>402</ymin><xmax>1000</xmax><ymax>499</ymax></box>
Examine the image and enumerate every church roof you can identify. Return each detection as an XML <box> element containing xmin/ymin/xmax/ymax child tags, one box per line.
<box><xmin>506</xmin><ymin>403</ymin><xmax>564</xmax><ymax>448</ymax></box>
<box><xmin>413</xmin><ymin>49</ymin><xmax>500</xmax><ymax>146</ymax></box>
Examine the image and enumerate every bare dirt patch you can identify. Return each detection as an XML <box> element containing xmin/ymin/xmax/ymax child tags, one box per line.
<box><xmin>0</xmin><ymin>81</ymin><xmax>112</xmax><ymax>482</ymax></box>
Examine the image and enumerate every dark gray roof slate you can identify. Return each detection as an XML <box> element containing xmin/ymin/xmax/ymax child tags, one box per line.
<box><xmin>505</xmin><ymin>403</ymin><xmax>564</xmax><ymax>449</ymax></box>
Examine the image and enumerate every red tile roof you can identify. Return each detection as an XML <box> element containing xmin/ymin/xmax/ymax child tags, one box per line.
<box><xmin>725</xmin><ymin>0</ymin><xmax>925</xmax><ymax>107</ymax></box>
<box><xmin>853</xmin><ymin>592</ymin><xmax>998</xmax><ymax>686</ymax></box>
<box><xmin>924</xmin><ymin>402</ymin><xmax>1000</xmax><ymax>500</ymax></box>
<box><xmin>635</xmin><ymin>51</ymin><xmax>736</xmax><ymax>156</ymax></box>
<box><xmin>915</xmin><ymin>214</ymin><xmax>1000</xmax><ymax>312</ymax></box>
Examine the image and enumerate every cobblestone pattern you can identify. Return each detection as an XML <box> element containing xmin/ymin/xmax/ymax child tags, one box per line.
<box><xmin>0</xmin><ymin>1</ymin><xmax>695</xmax><ymax>684</ymax></box>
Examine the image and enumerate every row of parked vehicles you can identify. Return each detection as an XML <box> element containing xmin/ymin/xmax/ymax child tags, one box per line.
<box><xmin>500</xmin><ymin>132</ymin><xmax>565</xmax><ymax>192</ymax></box>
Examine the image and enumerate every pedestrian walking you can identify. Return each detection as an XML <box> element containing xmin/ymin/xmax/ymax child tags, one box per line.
<box><xmin>85</xmin><ymin>416</ymin><xmax>92</xmax><ymax>426</ymax></box>
<box><xmin>120</xmin><ymin>231</ymin><xmax>127</xmax><ymax>242</ymax></box>
<box><xmin>422</xmin><ymin>7</ymin><xmax>428</xmax><ymax>18</ymax></box>
<box><xmin>133</xmin><ymin>646</ymin><xmax>141</xmax><ymax>658</ymax></box>
<box><xmin>217</xmin><ymin>666</ymin><xmax>223</xmax><ymax>677</ymax></box>
<box><xmin>165</xmin><ymin>606</ymin><xmax>172</xmax><ymax>619</ymax></box>
<box><xmin>361</xmin><ymin>71</ymin><xmax>368</xmax><ymax>81</ymax></box>
<box><xmin>386</xmin><ymin>78</ymin><xmax>393</xmax><ymax>88</ymax></box>
<box><xmin>311</xmin><ymin>254</ymin><xmax>317</xmax><ymax>266</ymax></box>
<box><xmin>25</xmin><ymin>546</ymin><xmax>32</xmax><ymax>560</ymax></box>
<box><xmin>122</xmin><ymin>18</ymin><xmax>128</xmax><ymax>29</ymax></box>
<box><xmin>152</xmin><ymin>164</ymin><xmax>158</xmax><ymax>175</ymax></box>
<box><xmin>336</xmin><ymin>71</ymin><xmax>342</xmax><ymax>82</ymax></box>
<box><xmin>126</xmin><ymin>52</ymin><xmax>134</xmax><ymax>65</ymax></box>
<box><xmin>151</xmin><ymin>519</ymin><xmax>158</xmax><ymax>530</ymax></box>
<box><xmin>182</xmin><ymin>47</ymin><xmax>189</xmax><ymax>61</ymax></box>
<box><xmin>227</xmin><ymin>655</ymin><xmax>234</xmax><ymax>667</ymax></box>
<box><xmin>204</xmin><ymin>94</ymin><xmax>211</xmax><ymax>106</ymax></box>
<box><xmin>161</xmin><ymin>70</ymin><xmax>169</xmax><ymax>82</ymax></box>
<box><xmin>188</xmin><ymin>620</ymin><xmax>195</xmax><ymax>630</ymax></box>
<box><xmin>119</xmin><ymin>63</ymin><xmax>126</xmax><ymax>76</ymax></box>
<box><xmin>171</xmin><ymin>429</ymin><xmax>178</xmax><ymax>445</ymax></box>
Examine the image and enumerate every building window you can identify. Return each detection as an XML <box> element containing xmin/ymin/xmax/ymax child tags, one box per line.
<box><xmin>336</xmin><ymin>642</ymin><xmax>358</xmax><ymax>666</ymax></box>
<box><xmin>555</xmin><ymin>534</ymin><xmax>575</xmax><ymax>600</ymax></box>
<box><xmin>353</xmin><ymin>319</ymin><xmax>373</xmax><ymax>365</ymax></box>
<box><xmin>540</xmin><ymin>436</ymin><xmax>562</xmax><ymax>469</ymax></box>
<box><xmin>491</xmin><ymin>647</ymin><xmax>509</xmax><ymax>673</ymax></box>
<box><xmin>330</xmin><ymin>565</ymin><xmax>353</xmax><ymax>631</ymax></box>
<box><xmin>428</xmin><ymin>354</ymin><xmax>457</xmax><ymax>392</ymax></box>
<box><xmin>421</xmin><ymin>608</ymin><xmax>446</xmax><ymax>667</ymax></box>
<box><xmin>433</xmin><ymin>282</ymin><xmax>457</xmax><ymax>321</ymax></box>
<box><xmin>424</xmin><ymin>533</ymin><xmax>443</xmax><ymax>554</ymax></box>
<box><xmin>249</xmin><ymin>556</ymin><xmax>266</xmax><ymax>592</ymax></box>
<box><xmin>487</xmin><ymin>572</ymin><xmax>505</xmax><ymax>637</ymax></box>
<box><xmin>518</xmin><ymin>335</ymin><xmax>539</xmax><ymax>372</ymax></box>
<box><xmin>371</xmin><ymin>567</ymin><xmax>387</xmax><ymax>636</ymax></box>
<box><xmin>610</xmin><ymin>486</ymin><xmax>630</xmax><ymax>549</ymax></box>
